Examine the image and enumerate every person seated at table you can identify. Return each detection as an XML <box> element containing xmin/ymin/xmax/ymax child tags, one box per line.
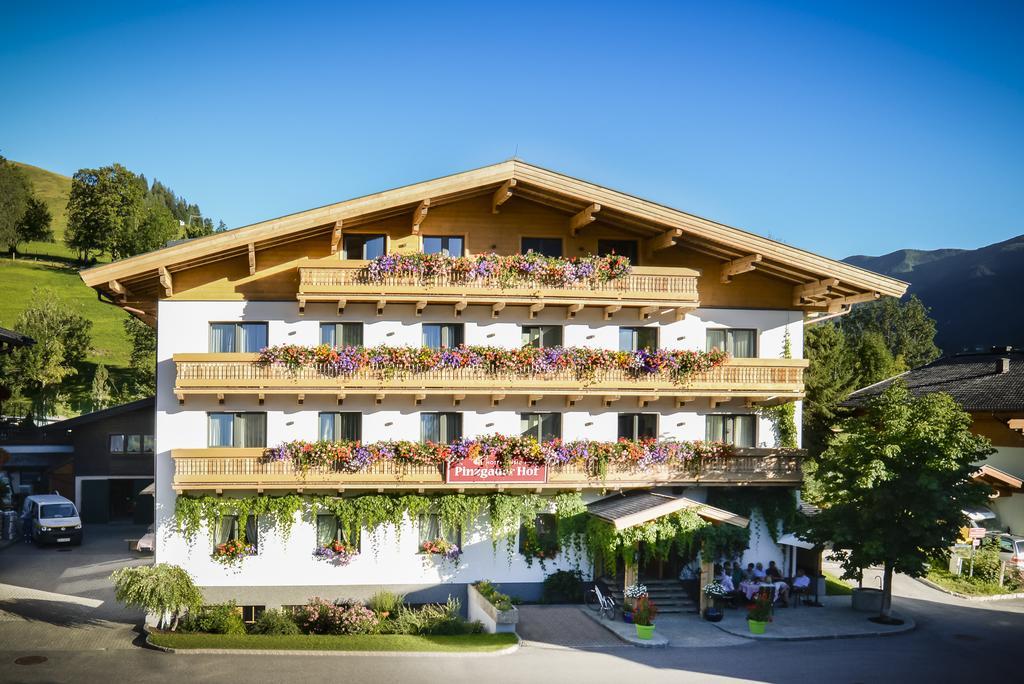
<box><xmin>732</xmin><ymin>561</ymin><xmax>745</xmax><ymax>588</ymax></box>
<box><xmin>791</xmin><ymin>568</ymin><xmax>811</xmax><ymax>604</ymax></box>
<box><xmin>752</xmin><ymin>562</ymin><xmax>767</xmax><ymax>581</ymax></box>
<box><xmin>718</xmin><ymin>563</ymin><xmax>735</xmax><ymax>592</ymax></box>
<box><xmin>766</xmin><ymin>560</ymin><xmax>783</xmax><ymax>582</ymax></box>
<box><xmin>744</xmin><ymin>562</ymin><xmax>757</xmax><ymax>580</ymax></box>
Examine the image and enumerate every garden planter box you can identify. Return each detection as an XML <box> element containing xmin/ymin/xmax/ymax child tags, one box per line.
<box><xmin>851</xmin><ymin>587</ymin><xmax>883</xmax><ymax>613</ymax></box>
<box><xmin>468</xmin><ymin>584</ymin><xmax>518</xmax><ymax>634</ymax></box>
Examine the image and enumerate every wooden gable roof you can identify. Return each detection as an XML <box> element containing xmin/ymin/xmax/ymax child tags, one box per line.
<box><xmin>80</xmin><ymin>159</ymin><xmax>908</xmax><ymax>322</ymax></box>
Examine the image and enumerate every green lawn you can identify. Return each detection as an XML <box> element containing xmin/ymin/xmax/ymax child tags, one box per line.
<box><xmin>824</xmin><ymin>571</ymin><xmax>853</xmax><ymax>596</ymax></box>
<box><xmin>925</xmin><ymin>568</ymin><xmax>1019</xmax><ymax>597</ymax></box>
<box><xmin>149</xmin><ymin>632</ymin><xmax>519</xmax><ymax>652</ymax></box>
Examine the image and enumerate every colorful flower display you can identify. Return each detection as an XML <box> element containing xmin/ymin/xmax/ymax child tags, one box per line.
<box><xmin>419</xmin><ymin>538</ymin><xmax>462</xmax><ymax>560</ymax></box>
<box><xmin>256</xmin><ymin>343</ymin><xmax>729</xmax><ymax>383</ymax></box>
<box><xmin>363</xmin><ymin>251</ymin><xmax>631</xmax><ymax>287</ymax></box>
<box><xmin>313</xmin><ymin>541</ymin><xmax>360</xmax><ymax>566</ymax></box>
<box><xmin>211</xmin><ymin>539</ymin><xmax>255</xmax><ymax>565</ymax></box>
<box><xmin>265</xmin><ymin>435</ymin><xmax>733</xmax><ymax>476</ymax></box>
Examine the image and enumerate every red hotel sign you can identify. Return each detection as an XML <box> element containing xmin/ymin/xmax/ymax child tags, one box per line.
<box><xmin>446</xmin><ymin>454</ymin><xmax>547</xmax><ymax>484</ymax></box>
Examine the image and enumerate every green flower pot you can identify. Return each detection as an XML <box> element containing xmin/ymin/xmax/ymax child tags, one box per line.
<box><xmin>635</xmin><ymin>623</ymin><xmax>655</xmax><ymax>640</ymax></box>
<box><xmin>747</xmin><ymin>619</ymin><xmax>767</xmax><ymax>635</ymax></box>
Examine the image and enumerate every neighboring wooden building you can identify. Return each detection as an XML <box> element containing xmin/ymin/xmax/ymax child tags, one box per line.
<box><xmin>846</xmin><ymin>347</ymin><xmax>1024</xmax><ymax>533</ymax></box>
<box><xmin>77</xmin><ymin>160</ymin><xmax>906</xmax><ymax>608</ymax></box>
<box><xmin>0</xmin><ymin>399</ymin><xmax>154</xmax><ymax>524</ymax></box>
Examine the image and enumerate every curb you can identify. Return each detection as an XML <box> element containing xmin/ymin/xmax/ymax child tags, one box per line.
<box><xmin>913</xmin><ymin>576</ymin><xmax>1024</xmax><ymax>602</ymax></box>
<box><xmin>710</xmin><ymin>615</ymin><xmax>916</xmax><ymax>642</ymax></box>
<box><xmin>144</xmin><ymin>632</ymin><xmax>521</xmax><ymax>657</ymax></box>
<box><xmin>578</xmin><ymin>607</ymin><xmax>668</xmax><ymax>648</ymax></box>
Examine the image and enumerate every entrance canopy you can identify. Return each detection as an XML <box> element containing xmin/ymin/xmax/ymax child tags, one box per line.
<box><xmin>587</xmin><ymin>491</ymin><xmax>749</xmax><ymax>531</ymax></box>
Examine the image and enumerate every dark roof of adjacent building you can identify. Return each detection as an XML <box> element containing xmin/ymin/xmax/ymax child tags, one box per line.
<box><xmin>44</xmin><ymin>397</ymin><xmax>154</xmax><ymax>431</ymax></box>
<box><xmin>845</xmin><ymin>347</ymin><xmax>1024</xmax><ymax>412</ymax></box>
<box><xmin>0</xmin><ymin>326</ymin><xmax>35</xmax><ymax>350</ymax></box>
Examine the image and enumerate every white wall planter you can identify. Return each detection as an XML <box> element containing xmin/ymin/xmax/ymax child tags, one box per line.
<box><xmin>467</xmin><ymin>584</ymin><xmax>518</xmax><ymax>634</ymax></box>
<box><xmin>851</xmin><ymin>587</ymin><xmax>883</xmax><ymax>613</ymax></box>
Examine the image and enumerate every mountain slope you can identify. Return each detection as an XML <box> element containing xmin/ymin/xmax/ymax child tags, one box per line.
<box><xmin>844</xmin><ymin>235</ymin><xmax>1024</xmax><ymax>352</ymax></box>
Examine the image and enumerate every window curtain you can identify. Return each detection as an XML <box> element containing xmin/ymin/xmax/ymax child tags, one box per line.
<box><xmin>636</xmin><ymin>328</ymin><xmax>658</xmax><ymax>351</ymax></box>
<box><xmin>208</xmin><ymin>413</ymin><xmax>234</xmax><ymax>447</ymax></box>
<box><xmin>730</xmin><ymin>330</ymin><xmax>756</xmax><ymax>358</ymax></box>
<box><xmin>215</xmin><ymin>515</ymin><xmax>237</xmax><ymax>545</ymax></box>
<box><xmin>341</xmin><ymin>323</ymin><xmax>363</xmax><ymax>347</ymax></box>
<box><xmin>418</xmin><ymin>513</ymin><xmax>441</xmax><ymax>543</ymax></box>
<box><xmin>236</xmin><ymin>413</ymin><xmax>266</xmax><ymax>448</ymax></box>
<box><xmin>239</xmin><ymin>323</ymin><xmax>267</xmax><ymax>353</ymax></box>
<box><xmin>320</xmin><ymin>324</ymin><xmax>336</xmax><ymax>347</ymax></box>
<box><xmin>706</xmin><ymin>330</ymin><xmax>726</xmax><ymax>353</ymax></box>
<box><xmin>210</xmin><ymin>324</ymin><xmax>236</xmax><ymax>353</ymax></box>
<box><xmin>245</xmin><ymin>515</ymin><xmax>259</xmax><ymax>551</ymax></box>
<box><xmin>521</xmin><ymin>413</ymin><xmax>560</xmax><ymax>441</ymax></box>
<box><xmin>439</xmin><ymin>413</ymin><xmax>462</xmax><ymax>442</ymax></box>
<box><xmin>423</xmin><ymin>325</ymin><xmax>441</xmax><ymax>350</ymax></box>
<box><xmin>706</xmin><ymin>415</ymin><xmax>725</xmax><ymax>443</ymax></box>
<box><xmin>421</xmin><ymin>413</ymin><xmax>440</xmax><ymax>443</ymax></box>
<box><xmin>318</xmin><ymin>413</ymin><xmax>335</xmax><ymax>441</ymax></box>
<box><xmin>733</xmin><ymin>415</ymin><xmax>756</xmax><ymax>447</ymax></box>
<box><xmin>316</xmin><ymin>515</ymin><xmax>337</xmax><ymax>545</ymax></box>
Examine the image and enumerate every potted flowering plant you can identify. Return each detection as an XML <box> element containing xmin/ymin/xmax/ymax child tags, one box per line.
<box><xmin>747</xmin><ymin>592</ymin><xmax>772</xmax><ymax>634</ymax></box>
<box><xmin>702</xmin><ymin>581</ymin><xmax>730</xmax><ymax>622</ymax></box>
<box><xmin>313</xmin><ymin>541</ymin><xmax>359</xmax><ymax>566</ymax></box>
<box><xmin>211</xmin><ymin>539</ymin><xmax>254</xmax><ymax>566</ymax></box>
<box><xmin>622</xmin><ymin>583</ymin><xmax>648</xmax><ymax>623</ymax></box>
<box><xmin>633</xmin><ymin>595</ymin><xmax>658</xmax><ymax>640</ymax></box>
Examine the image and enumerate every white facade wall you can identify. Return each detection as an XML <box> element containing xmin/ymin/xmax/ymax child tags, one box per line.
<box><xmin>155</xmin><ymin>300</ymin><xmax>803</xmax><ymax>589</ymax></box>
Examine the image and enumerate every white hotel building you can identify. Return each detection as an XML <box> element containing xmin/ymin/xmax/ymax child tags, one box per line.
<box><xmin>81</xmin><ymin>161</ymin><xmax>906</xmax><ymax>612</ymax></box>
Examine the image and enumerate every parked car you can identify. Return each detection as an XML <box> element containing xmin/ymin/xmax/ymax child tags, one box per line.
<box><xmin>21</xmin><ymin>494</ymin><xmax>83</xmax><ymax>546</ymax></box>
<box><xmin>988</xmin><ymin>532</ymin><xmax>1024</xmax><ymax>571</ymax></box>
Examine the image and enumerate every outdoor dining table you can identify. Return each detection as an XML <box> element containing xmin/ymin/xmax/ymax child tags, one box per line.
<box><xmin>740</xmin><ymin>580</ymin><xmax>781</xmax><ymax>601</ymax></box>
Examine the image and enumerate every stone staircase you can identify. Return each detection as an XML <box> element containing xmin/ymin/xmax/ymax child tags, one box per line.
<box><xmin>602</xmin><ymin>577</ymin><xmax>698</xmax><ymax>614</ymax></box>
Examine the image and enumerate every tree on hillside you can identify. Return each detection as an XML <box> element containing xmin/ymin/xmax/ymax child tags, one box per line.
<box><xmin>124</xmin><ymin>317</ymin><xmax>156</xmax><ymax>395</ymax></box>
<box><xmin>0</xmin><ymin>289</ymin><xmax>93</xmax><ymax>417</ymax></box>
<box><xmin>14</xmin><ymin>197</ymin><xmax>54</xmax><ymax>250</ymax></box>
<box><xmin>0</xmin><ymin>157</ymin><xmax>30</xmax><ymax>251</ymax></box>
<box><xmin>149</xmin><ymin>179</ymin><xmax>214</xmax><ymax>237</ymax></box>
<box><xmin>839</xmin><ymin>296</ymin><xmax>940</xmax><ymax>368</ymax></box>
<box><xmin>90</xmin><ymin>364</ymin><xmax>114</xmax><ymax>412</ymax></box>
<box><xmin>66</xmin><ymin>164</ymin><xmax>146</xmax><ymax>261</ymax></box>
<box><xmin>805</xmin><ymin>382</ymin><xmax>993</xmax><ymax>623</ymax></box>
<box><xmin>111</xmin><ymin>194</ymin><xmax>179</xmax><ymax>258</ymax></box>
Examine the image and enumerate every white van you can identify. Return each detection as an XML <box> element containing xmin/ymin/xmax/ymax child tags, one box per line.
<box><xmin>21</xmin><ymin>494</ymin><xmax>83</xmax><ymax>546</ymax></box>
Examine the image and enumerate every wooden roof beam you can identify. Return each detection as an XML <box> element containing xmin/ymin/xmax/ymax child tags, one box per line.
<box><xmin>1008</xmin><ymin>419</ymin><xmax>1024</xmax><ymax>433</ymax></box>
<box><xmin>491</xmin><ymin>178</ymin><xmax>517</xmax><ymax>213</ymax></box>
<box><xmin>248</xmin><ymin>243</ymin><xmax>256</xmax><ymax>275</ymax></box>
<box><xmin>793</xmin><ymin>278</ymin><xmax>839</xmax><ymax>305</ymax></box>
<box><xmin>108</xmin><ymin>279</ymin><xmax>132</xmax><ymax>301</ymax></box>
<box><xmin>158</xmin><ymin>266</ymin><xmax>173</xmax><ymax>298</ymax></box>
<box><xmin>491</xmin><ymin>302</ymin><xmax>505</xmax><ymax>318</ymax></box>
<box><xmin>720</xmin><ymin>254</ymin><xmax>762</xmax><ymax>283</ymax></box>
<box><xmin>569</xmin><ymin>203</ymin><xmax>601</xmax><ymax>236</ymax></box>
<box><xmin>827</xmin><ymin>291</ymin><xmax>881</xmax><ymax>312</ymax></box>
<box><xmin>411</xmin><ymin>199</ymin><xmax>431</xmax><ymax>235</ymax></box>
<box><xmin>566</xmin><ymin>303</ymin><xmax>584</xmax><ymax>319</ymax></box>
<box><xmin>330</xmin><ymin>220</ymin><xmax>344</xmax><ymax>254</ymax></box>
<box><xmin>645</xmin><ymin>228</ymin><xmax>682</xmax><ymax>254</ymax></box>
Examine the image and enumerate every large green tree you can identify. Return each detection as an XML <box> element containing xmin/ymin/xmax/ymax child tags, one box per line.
<box><xmin>806</xmin><ymin>382</ymin><xmax>993</xmax><ymax>621</ymax></box>
<box><xmin>1</xmin><ymin>288</ymin><xmax>93</xmax><ymax>417</ymax></box>
<box><xmin>124</xmin><ymin>317</ymin><xmax>157</xmax><ymax>395</ymax></box>
<box><xmin>65</xmin><ymin>164</ymin><xmax>146</xmax><ymax>261</ymax></box>
<box><xmin>839</xmin><ymin>296</ymin><xmax>941</xmax><ymax>369</ymax></box>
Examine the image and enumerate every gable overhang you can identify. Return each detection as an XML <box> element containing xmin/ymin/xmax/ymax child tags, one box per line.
<box><xmin>587</xmin><ymin>492</ymin><xmax>750</xmax><ymax>530</ymax></box>
<box><xmin>80</xmin><ymin>159</ymin><xmax>908</xmax><ymax>322</ymax></box>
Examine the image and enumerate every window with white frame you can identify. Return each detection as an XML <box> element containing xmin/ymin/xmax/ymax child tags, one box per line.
<box><xmin>422</xmin><ymin>323</ymin><xmax>463</xmax><ymax>349</ymax></box>
<box><xmin>420</xmin><ymin>412</ymin><xmax>462</xmax><ymax>443</ymax></box>
<box><xmin>706</xmin><ymin>414</ymin><xmax>756</xmax><ymax>447</ymax></box>
<box><xmin>208</xmin><ymin>412</ymin><xmax>267</xmax><ymax>448</ymax></box>
<box><xmin>619</xmin><ymin>327</ymin><xmax>658</xmax><ymax>351</ymax></box>
<box><xmin>706</xmin><ymin>329</ymin><xmax>757</xmax><ymax>358</ymax></box>
<box><xmin>521</xmin><ymin>325</ymin><xmax>563</xmax><ymax>348</ymax></box>
<box><xmin>209</xmin><ymin>322</ymin><xmax>268</xmax><ymax>353</ymax></box>
<box><xmin>520</xmin><ymin>413</ymin><xmax>561</xmax><ymax>442</ymax></box>
<box><xmin>320</xmin><ymin>322</ymin><xmax>363</xmax><ymax>347</ymax></box>
<box><xmin>618</xmin><ymin>414</ymin><xmax>658</xmax><ymax>440</ymax></box>
<box><xmin>318</xmin><ymin>412</ymin><xmax>361</xmax><ymax>442</ymax></box>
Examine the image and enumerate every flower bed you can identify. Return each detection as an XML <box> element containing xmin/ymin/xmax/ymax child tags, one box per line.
<box><xmin>364</xmin><ymin>252</ymin><xmax>631</xmax><ymax>287</ymax></box>
<box><xmin>255</xmin><ymin>343</ymin><xmax>728</xmax><ymax>382</ymax></box>
<box><xmin>313</xmin><ymin>541</ymin><xmax>359</xmax><ymax>565</ymax></box>
<box><xmin>265</xmin><ymin>435</ymin><xmax>732</xmax><ymax>476</ymax></box>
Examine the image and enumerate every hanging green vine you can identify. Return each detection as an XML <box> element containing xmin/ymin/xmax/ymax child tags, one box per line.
<box><xmin>554</xmin><ymin>492</ymin><xmax>588</xmax><ymax>564</ymax></box>
<box><xmin>584</xmin><ymin>509</ymin><xmax>708</xmax><ymax>575</ymax></box>
<box><xmin>756</xmin><ymin>329</ymin><xmax>799</xmax><ymax>448</ymax></box>
<box><xmin>705</xmin><ymin>488</ymin><xmax>798</xmax><ymax>544</ymax></box>
<box><xmin>488</xmin><ymin>493</ymin><xmax>546</xmax><ymax>562</ymax></box>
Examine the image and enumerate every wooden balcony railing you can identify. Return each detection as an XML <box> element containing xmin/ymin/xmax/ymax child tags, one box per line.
<box><xmin>297</xmin><ymin>261</ymin><xmax>700</xmax><ymax>312</ymax></box>
<box><xmin>173</xmin><ymin>356</ymin><xmax>808</xmax><ymax>400</ymax></box>
<box><xmin>170</xmin><ymin>448</ymin><xmax>803</xmax><ymax>492</ymax></box>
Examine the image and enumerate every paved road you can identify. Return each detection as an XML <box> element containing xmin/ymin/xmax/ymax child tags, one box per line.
<box><xmin>2</xmin><ymin>533</ymin><xmax>1024</xmax><ymax>683</ymax></box>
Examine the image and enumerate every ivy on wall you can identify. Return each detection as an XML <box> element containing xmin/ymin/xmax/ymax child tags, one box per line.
<box><xmin>705</xmin><ymin>488</ymin><xmax>799</xmax><ymax>545</ymax></box>
<box><xmin>756</xmin><ymin>329</ymin><xmax>799</xmax><ymax>448</ymax></box>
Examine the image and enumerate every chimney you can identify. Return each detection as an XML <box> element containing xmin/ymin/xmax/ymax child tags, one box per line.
<box><xmin>998</xmin><ymin>357</ymin><xmax>1010</xmax><ymax>374</ymax></box>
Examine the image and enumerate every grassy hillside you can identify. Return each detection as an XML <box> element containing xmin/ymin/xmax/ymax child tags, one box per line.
<box><xmin>12</xmin><ymin>161</ymin><xmax>75</xmax><ymax>260</ymax></box>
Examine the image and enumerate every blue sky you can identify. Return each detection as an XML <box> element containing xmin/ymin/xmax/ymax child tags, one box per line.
<box><xmin>2</xmin><ymin>0</ymin><xmax>1022</xmax><ymax>259</ymax></box>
